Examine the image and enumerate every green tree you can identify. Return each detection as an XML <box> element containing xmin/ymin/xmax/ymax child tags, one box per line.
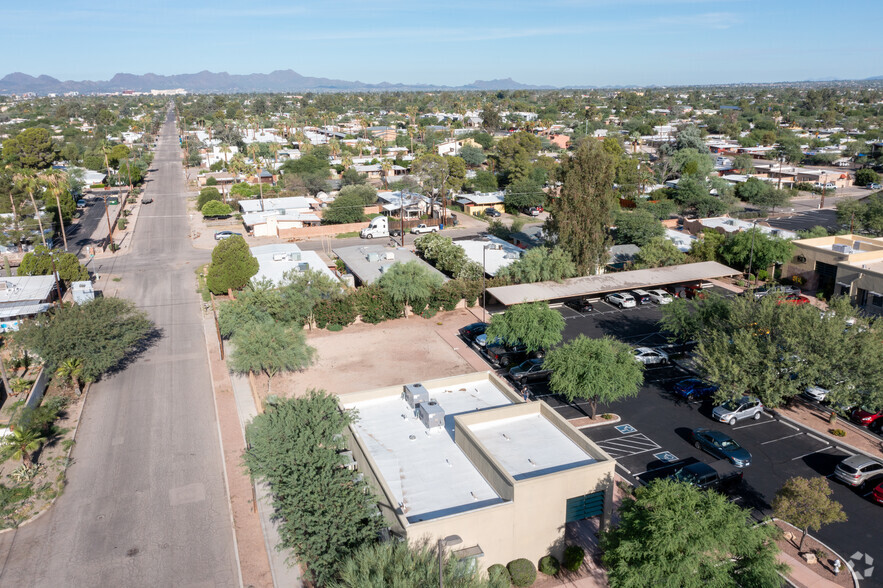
<box><xmin>459</xmin><ymin>144</ymin><xmax>486</xmax><ymax>167</ymax></box>
<box><xmin>855</xmin><ymin>168</ymin><xmax>880</xmax><ymax>187</ymax></box>
<box><xmin>634</xmin><ymin>237</ymin><xmax>686</xmax><ymax>269</ymax></box>
<box><xmin>493</xmin><ymin>132</ymin><xmax>541</xmax><ymax>182</ymax></box>
<box><xmin>496</xmin><ymin>246</ymin><xmax>577</xmax><ymax>284</ymax></box>
<box><xmin>338</xmin><ymin>184</ymin><xmax>378</xmax><ymax>206</ymax></box>
<box><xmin>332</xmin><ymin>539</ymin><xmax>496</xmax><ymax>588</ymax></box>
<box><xmin>3</xmin><ymin>427</ymin><xmax>46</xmax><ymax>466</ymax></box>
<box><xmin>543</xmin><ymin>335</ymin><xmax>643</xmax><ymax>418</ymax></box>
<box><xmin>601</xmin><ymin>479</ymin><xmax>785</xmax><ymax>588</ymax></box>
<box><xmin>772</xmin><ymin>477</ymin><xmax>847</xmax><ymax>552</ymax></box>
<box><xmin>323</xmin><ymin>191</ymin><xmax>367</xmax><ymax>224</ymax></box>
<box><xmin>243</xmin><ymin>392</ymin><xmax>382</xmax><ymax>586</ymax></box>
<box><xmin>613</xmin><ymin>210</ymin><xmax>665</xmax><ymax>247</ymax></box>
<box><xmin>197</xmin><ymin>187</ymin><xmax>222</xmax><ymax>210</ymax></box>
<box><xmin>687</xmin><ymin>230</ymin><xmax>725</xmax><ymax>262</ymax></box>
<box><xmin>732</xmin><ymin>154</ymin><xmax>755</xmax><ymax>174</ymax></box>
<box><xmin>674</xmin><ymin>125</ymin><xmax>708</xmax><ymax>153</ymax></box>
<box><xmin>485</xmin><ymin>302</ymin><xmax>565</xmax><ymax>354</ymax></box>
<box><xmin>836</xmin><ymin>194</ymin><xmax>883</xmax><ymax>235</ymax></box>
<box><xmin>55</xmin><ymin>358</ymin><xmax>85</xmax><ymax>395</ymax></box>
<box><xmin>2</xmin><ymin>128</ymin><xmax>57</xmax><ymax>168</ymax></box>
<box><xmin>206</xmin><ymin>235</ymin><xmax>259</xmax><ymax>295</ymax></box>
<box><xmin>377</xmin><ymin>260</ymin><xmax>443</xmax><ymax>317</ymax></box>
<box><xmin>12</xmin><ymin>297</ymin><xmax>153</xmax><ymax>383</ymax></box>
<box><xmin>546</xmin><ymin>140</ymin><xmax>618</xmax><ymax>274</ymax></box>
<box><xmin>796</xmin><ymin>226</ymin><xmax>829</xmax><ymax>239</ymax></box>
<box><xmin>719</xmin><ymin>228</ymin><xmax>794</xmax><ymax>274</ymax></box>
<box><xmin>504</xmin><ymin>178</ymin><xmax>545</xmax><ymax>211</ymax></box>
<box><xmin>201</xmin><ymin>200</ymin><xmax>232</xmax><ymax>218</ymax></box>
<box><xmin>18</xmin><ymin>245</ymin><xmax>89</xmax><ymax>283</ymax></box>
<box><xmin>468</xmin><ymin>169</ymin><xmax>499</xmax><ymax>193</ymax></box>
<box><xmin>228</xmin><ymin>319</ymin><xmax>315</xmax><ymax>393</ymax></box>
<box><xmin>340</xmin><ymin>167</ymin><xmax>367</xmax><ymax>187</ymax></box>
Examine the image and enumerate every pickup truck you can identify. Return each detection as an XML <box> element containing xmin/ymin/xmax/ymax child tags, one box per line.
<box><xmin>667</xmin><ymin>461</ymin><xmax>743</xmax><ymax>492</ymax></box>
<box><xmin>410</xmin><ymin>224</ymin><xmax>439</xmax><ymax>235</ymax></box>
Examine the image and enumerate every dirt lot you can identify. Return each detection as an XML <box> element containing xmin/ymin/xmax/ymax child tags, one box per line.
<box><xmin>252</xmin><ymin>308</ymin><xmax>487</xmax><ymax>400</ymax></box>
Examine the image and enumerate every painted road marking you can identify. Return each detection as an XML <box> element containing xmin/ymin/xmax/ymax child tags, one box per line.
<box><xmin>732</xmin><ymin>419</ymin><xmax>776</xmax><ymax>430</ymax></box>
<box><xmin>615</xmin><ymin>424</ymin><xmax>637</xmax><ymax>434</ymax></box>
<box><xmin>595</xmin><ymin>433</ymin><xmax>661</xmax><ymax>459</ymax></box>
<box><xmin>791</xmin><ymin>446</ymin><xmax>833</xmax><ymax>461</ymax></box>
<box><xmin>652</xmin><ymin>451</ymin><xmax>679</xmax><ymax>463</ymax></box>
<box><xmin>761</xmin><ymin>432</ymin><xmax>804</xmax><ymax>445</ymax></box>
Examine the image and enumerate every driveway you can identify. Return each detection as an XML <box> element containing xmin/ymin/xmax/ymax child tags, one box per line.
<box><xmin>0</xmin><ymin>108</ymin><xmax>239</xmax><ymax>587</ymax></box>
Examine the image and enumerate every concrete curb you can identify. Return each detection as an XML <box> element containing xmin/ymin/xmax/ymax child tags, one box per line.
<box><xmin>0</xmin><ymin>383</ymin><xmax>92</xmax><ymax>534</ymax></box>
<box><xmin>572</xmin><ymin>414</ymin><xmax>622</xmax><ymax>429</ymax></box>
<box><xmin>772</xmin><ymin>409</ymin><xmax>881</xmax><ymax>461</ymax></box>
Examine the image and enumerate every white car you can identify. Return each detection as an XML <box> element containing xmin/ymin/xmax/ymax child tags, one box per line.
<box><xmin>633</xmin><ymin>347</ymin><xmax>669</xmax><ymax>365</ymax></box>
<box><xmin>606</xmin><ymin>292</ymin><xmax>636</xmax><ymax>309</ymax></box>
<box><xmin>802</xmin><ymin>386</ymin><xmax>829</xmax><ymax>402</ymax></box>
<box><xmin>647</xmin><ymin>289</ymin><xmax>673</xmax><ymax>304</ymax></box>
<box><xmin>712</xmin><ymin>396</ymin><xmax>764</xmax><ymax>425</ymax></box>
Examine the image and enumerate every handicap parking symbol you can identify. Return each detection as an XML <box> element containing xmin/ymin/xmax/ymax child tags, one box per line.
<box><xmin>615</xmin><ymin>424</ymin><xmax>637</xmax><ymax>434</ymax></box>
<box><xmin>653</xmin><ymin>451</ymin><xmax>679</xmax><ymax>463</ymax></box>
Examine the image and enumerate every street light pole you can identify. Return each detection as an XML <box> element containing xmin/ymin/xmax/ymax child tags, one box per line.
<box><xmin>747</xmin><ymin>221</ymin><xmax>757</xmax><ymax>285</ymax></box>
<box><xmin>482</xmin><ymin>245</ymin><xmax>488</xmax><ymax>322</ymax></box>
<box><xmin>437</xmin><ymin>535</ymin><xmax>462</xmax><ymax>588</ymax></box>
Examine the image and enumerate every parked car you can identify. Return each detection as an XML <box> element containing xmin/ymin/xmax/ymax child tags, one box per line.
<box><xmin>867</xmin><ymin>183</ymin><xmax>881</xmax><ymax>190</ymax></box>
<box><xmin>778</xmin><ymin>293</ymin><xmax>810</xmax><ymax>305</ymax></box>
<box><xmin>834</xmin><ymin>455</ymin><xmax>883</xmax><ymax>488</ymax></box>
<box><xmin>752</xmin><ymin>285</ymin><xmax>800</xmax><ymax>300</ymax></box>
<box><xmin>410</xmin><ymin>224</ymin><xmax>439</xmax><ymax>234</ymax></box>
<box><xmin>647</xmin><ymin>289</ymin><xmax>673</xmax><ymax>304</ymax></box>
<box><xmin>605</xmin><ymin>292</ymin><xmax>636</xmax><ymax>309</ymax></box>
<box><xmin>690</xmin><ymin>428</ymin><xmax>752</xmax><ymax>467</ymax></box>
<box><xmin>802</xmin><ymin>385</ymin><xmax>829</xmax><ymax>402</ymax></box>
<box><xmin>484</xmin><ymin>341</ymin><xmax>543</xmax><ymax>368</ymax></box>
<box><xmin>633</xmin><ymin>347</ymin><xmax>669</xmax><ymax>366</ymax></box>
<box><xmin>673</xmin><ymin>378</ymin><xmax>719</xmax><ymax>400</ymax></box>
<box><xmin>390</xmin><ymin>229</ymin><xmax>404</xmax><ymax>237</ymax></box>
<box><xmin>214</xmin><ymin>230</ymin><xmax>242</xmax><ymax>240</ymax></box>
<box><xmin>509</xmin><ymin>359</ymin><xmax>552</xmax><ymax>383</ymax></box>
<box><xmin>564</xmin><ymin>297</ymin><xmax>594</xmax><ymax>313</ymax></box>
<box><xmin>873</xmin><ymin>481</ymin><xmax>883</xmax><ymax>505</ymax></box>
<box><xmin>522</xmin><ymin>207</ymin><xmax>541</xmax><ymax>216</ymax></box>
<box><xmin>458</xmin><ymin>322</ymin><xmax>488</xmax><ymax>344</ymax></box>
<box><xmin>712</xmin><ymin>396</ymin><xmax>764</xmax><ymax>425</ymax></box>
<box><xmin>851</xmin><ymin>406</ymin><xmax>883</xmax><ymax>429</ymax></box>
<box><xmin>667</xmin><ymin>461</ymin><xmax>743</xmax><ymax>493</ymax></box>
<box><xmin>484</xmin><ymin>208</ymin><xmax>502</xmax><ymax>218</ymax></box>
<box><xmin>141</xmin><ymin>197</ymin><xmax>154</xmax><ymax>204</ymax></box>
<box><xmin>76</xmin><ymin>199</ymin><xmax>87</xmax><ymax>207</ymax></box>
<box><xmin>684</xmin><ymin>285</ymin><xmax>708</xmax><ymax>299</ymax></box>
<box><xmin>630</xmin><ymin>289</ymin><xmax>651</xmax><ymax>305</ymax></box>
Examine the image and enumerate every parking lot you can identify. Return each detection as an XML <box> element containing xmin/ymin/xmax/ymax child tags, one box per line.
<box><xmin>463</xmin><ymin>286</ymin><xmax>883</xmax><ymax>585</ymax></box>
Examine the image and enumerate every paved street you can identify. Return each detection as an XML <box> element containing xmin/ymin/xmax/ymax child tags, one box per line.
<box><xmin>0</xmin><ymin>108</ymin><xmax>239</xmax><ymax>587</ymax></box>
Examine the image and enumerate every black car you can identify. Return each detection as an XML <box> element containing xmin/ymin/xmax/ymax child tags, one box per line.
<box><xmin>142</xmin><ymin>197</ymin><xmax>154</xmax><ymax>204</ymax></box>
<box><xmin>629</xmin><ymin>290</ymin><xmax>652</xmax><ymax>305</ymax></box>
<box><xmin>564</xmin><ymin>297</ymin><xmax>594</xmax><ymax>313</ymax></box>
<box><xmin>484</xmin><ymin>208</ymin><xmax>502</xmax><ymax>217</ymax></box>
<box><xmin>390</xmin><ymin>229</ymin><xmax>403</xmax><ymax>237</ymax></box>
<box><xmin>690</xmin><ymin>428</ymin><xmax>752</xmax><ymax>467</ymax></box>
<box><xmin>484</xmin><ymin>341</ymin><xmax>543</xmax><ymax>368</ymax></box>
<box><xmin>508</xmin><ymin>359</ymin><xmax>552</xmax><ymax>383</ymax></box>
<box><xmin>458</xmin><ymin>322</ymin><xmax>488</xmax><ymax>344</ymax></box>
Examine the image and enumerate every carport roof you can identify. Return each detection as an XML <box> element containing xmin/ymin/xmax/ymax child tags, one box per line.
<box><xmin>486</xmin><ymin>261</ymin><xmax>740</xmax><ymax>306</ymax></box>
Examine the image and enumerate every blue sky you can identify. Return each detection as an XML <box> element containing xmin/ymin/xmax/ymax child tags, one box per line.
<box><xmin>2</xmin><ymin>0</ymin><xmax>881</xmax><ymax>86</ymax></box>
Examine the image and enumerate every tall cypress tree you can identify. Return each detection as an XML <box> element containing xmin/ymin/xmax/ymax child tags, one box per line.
<box><xmin>545</xmin><ymin>140</ymin><xmax>617</xmax><ymax>274</ymax></box>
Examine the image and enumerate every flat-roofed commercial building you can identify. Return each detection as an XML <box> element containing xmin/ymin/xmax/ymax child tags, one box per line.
<box><xmin>340</xmin><ymin>372</ymin><xmax>615</xmax><ymax>570</ymax></box>
<box><xmin>783</xmin><ymin>234</ymin><xmax>883</xmax><ymax>315</ymax></box>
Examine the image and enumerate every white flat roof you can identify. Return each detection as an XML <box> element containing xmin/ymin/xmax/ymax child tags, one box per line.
<box><xmin>344</xmin><ymin>379</ymin><xmax>513</xmax><ymax>523</ymax></box>
<box><xmin>0</xmin><ymin>275</ymin><xmax>56</xmax><ymax>304</ymax></box>
<box><xmin>455</xmin><ymin>237</ymin><xmax>522</xmax><ymax>277</ymax></box>
<box><xmin>468</xmin><ymin>413</ymin><xmax>595</xmax><ymax>480</ymax></box>
<box><xmin>250</xmin><ymin>244</ymin><xmax>337</xmax><ymax>285</ymax></box>
<box><xmin>238</xmin><ymin>196</ymin><xmax>316</xmax><ymax>214</ymax></box>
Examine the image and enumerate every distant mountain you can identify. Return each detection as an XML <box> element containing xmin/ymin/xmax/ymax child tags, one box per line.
<box><xmin>866</xmin><ymin>75</ymin><xmax>883</xmax><ymax>80</ymax></box>
<box><xmin>0</xmin><ymin>69</ymin><xmax>555</xmax><ymax>95</ymax></box>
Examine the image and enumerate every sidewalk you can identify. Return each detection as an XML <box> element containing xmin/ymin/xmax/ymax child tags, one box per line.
<box><xmin>202</xmin><ymin>317</ymin><xmax>275</xmax><ymax>588</ymax></box>
<box><xmin>778</xmin><ymin>552</ymin><xmax>846</xmax><ymax>588</ymax></box>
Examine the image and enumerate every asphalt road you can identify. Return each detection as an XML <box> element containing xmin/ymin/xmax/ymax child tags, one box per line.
<box><xmin>515</xmin><ymin>300</ymin><xmax>883</xmax><ymax>586</ymax></box>
<box><xmin>0</xmin><ymin>108</ymin><xmax>239</xmax><ymax>587</ymax></box>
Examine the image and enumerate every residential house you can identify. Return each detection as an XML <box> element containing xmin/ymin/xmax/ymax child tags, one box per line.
<box><xmin>456</xmin><ymin>192</ymin><xmax>505</xmax><ymax>216</ymax></box>
<box><xmin>0</xmin><ymin>275</ymin><xmax>56</xmax><ymax>332</ymax></box>
<box><xmin>332</xmin><ymin>244</ymin><xmax>446</xmax><ymax>286</ymax></box>
<box><xmin>453</xmin><ymin>236</ymin><xmax>522</xmax><ymax>277</ymax></box>
<box><xmin>249</xmin><ymin>244</ymin><xmax>337</xmax><ymax>285</ymax></box>
<box><xmin>684</xmin><ymin>217</ymin><xmax>797</xmax><ymax>240</ymax></box>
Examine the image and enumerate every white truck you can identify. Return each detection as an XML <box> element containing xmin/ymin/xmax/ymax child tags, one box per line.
<box><xmin>410</xmin><ymin>223</ymin><xmax>439</xmax><ymax>235</ymax></box>
<box><xmin>361</xmin><ymin>216</ymin><xmax>389</xmax><ymax>239</ymax></box>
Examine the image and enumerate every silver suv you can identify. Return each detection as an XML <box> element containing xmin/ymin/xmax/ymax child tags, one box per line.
<box><xmin>712</xmin><ymin>396</ymin><xmax>764</xmax><ymax>425</ymax></box>
<box><xmin>834</xmin><ymin>455</ymin><xmax>883</xmax><ymax>487</ymax></box>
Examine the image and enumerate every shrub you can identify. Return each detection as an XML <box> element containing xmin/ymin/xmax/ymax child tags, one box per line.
<box><xmin>538</xmin><ymin>554</ymin><xmax>560</xmax><ymax>576</ymax></box>
<box><xmin>830</xmin><ymin>428</ymin><xmax>846</xmax><ymax>437</ymax></box>
<box><xmin>197</xmin><ymin>187</ymin><xmax>223</xmax><ymax>210</ymax></box>
<box><xmin>201</xmin><ymin>200</ymin><xmax>233</xmax><ymax>218</ymax></box>
<box><xmin>313</xmin><ymin>296</ymin><xmax>357</xmax><ymax>329</ymax></box>
<box><xmin>117</xmin><ymin>218</ymin><xmax>127</xmax><ymax>230</ymax></box>
<box><xmin>326</xmin><ymin>324</ymin><xmax>343</xmax><ymax>332</ymax></box>
<box><xmin>507</xmin><ymin>558</ymin><xmax>536</xmax><ymax>587</ymax></box>
<box><xmin>562</xmin><ymin>545</ymin><xmax>585</xmax><ymax>572</ymax></box>
<box><xmin>353</xmin><ymin>285</ymin><xmax>401</xmax><ymax>324</ymax></box>
<box><xmin>205</xmin><ymin>176</ymin><xmax>218</xmax><ymax>186</ymax></box>
<box><xmin>487</xmin><ymin>564</ymin><xmax>510</xmax><ymax>587</ymax></box>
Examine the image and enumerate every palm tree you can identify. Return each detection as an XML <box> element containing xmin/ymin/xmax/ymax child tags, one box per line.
<box><xmin>55</xmin><ymin>358</ymin><xmax>84</xmax><ymax>396</ymax></box>
<box><xmin>381</xmin><ymin>160</ymin><xmax>392</xmax><ymax>189</ymax></box>
<box><xmin>219</xmin><ymin>143</ymin><xmax>231</xmax><ymax>167</ymax></box>
<box><xmin>4</xmin><ymin>427</ymin><xmax>46</xmax><ymax>466</ymax></box>
<box><xmin>268</xmin><ymin>142</ymin><xmax>281</xmax><ymax>169</ymax></box>
<box><xmin>13</xmin><ymin>171</ymin><xmax>48</xmax><ymax>248</ymax></box>
<box><xmin>41</xmin><ymin>169</ymin><xmax>70</xmax><ymax>251</ymax></box>
<box><xmin>342</xmin><ymin>154</ymin><xmax>353</xmax><ymax>170</ymax></box>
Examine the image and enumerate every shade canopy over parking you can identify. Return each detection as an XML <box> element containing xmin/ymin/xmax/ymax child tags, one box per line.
<box><xmin>486</xmin><ymin>261</ymin><xmax>740</xmax><ymax>306</ymax></box>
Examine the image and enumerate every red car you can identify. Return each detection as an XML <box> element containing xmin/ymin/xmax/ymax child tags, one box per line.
<box><xmin>778</xmin><ymin>293</ymin><xmax>810</xmax><ymax>305</ymax></box>
<box><xmin>873</xmin><ymin>482</ymin><xmax>883</xmax><ymax>505</ymax></box>
<box><xmin>851</xmin><ymin>407</ymin><xmax>883</xmax><ymax>429</ymax></box>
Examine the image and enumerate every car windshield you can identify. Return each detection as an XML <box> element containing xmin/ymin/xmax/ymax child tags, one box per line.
<box><xmin>719</xmin><ymin>439</ymin><xmax>740</xmax><ymax>450</ymax></box>
<box><xmin>721</xmin><ymin>400</ymin><xmax>742</xmax><ymax>411</ymax></box>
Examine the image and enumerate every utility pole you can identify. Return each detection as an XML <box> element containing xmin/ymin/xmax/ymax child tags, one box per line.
<box><xmin>49</xmin><ymin>255</ymin><xmax>64</xmax><ymax>307</ymax></box>
<box><xmin>0</xmin><ymin>340</ymin><xmax>11</xmax><ymax>402</ymax></box>
<box><xmin>400</xmin><ymin>195</ymin><xmax>406</xmax><ymax>247</ymax></box>
<box><xmin>103</xmin><ymin>149</ymin><xmax>116</xmax><ymax>250</ymax></box>
<box><xmin>747</xmin><ymin>222</ymin><xmax>758</xmax><ymax>285</ymax></box>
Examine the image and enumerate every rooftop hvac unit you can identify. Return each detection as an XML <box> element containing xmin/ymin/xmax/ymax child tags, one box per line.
<box><xmin>367</xmin><ymin>252</ymin><xmax>381</xmax><ymax>262</ymax></box>
<box><xmin>832</xmin><ymin>244</ymin><xmax>853</xmax><ymax>254</ymax></box>
<box><xmin>297</xmin><ymin>262</ymin><xmax>310</xmax><ymax>272</ymax></box>
<box><xmin>291</xmin><ymin>251</ymin><xmax>302</xmax><ymax>261</ymax></box>
<box><xmin>272</xmin><ymin>253</ymin><xmax>289</xmax><ymax>261</ymax></box>
<box><xmin>417</xmin><ymin>400</ymin><xmax>445</xmax><ymax>429</ymax></box>
<box><xmin>379</xmin><ymin>263</ymin><xmax>394</xmax><ymax>274</ymax></box>
<box><xmin>403</xmin><ymin>383</ymin><xmax>429</xmax><ymax>409</ymax></box>
<box><xmin>383</xmin><ymin>251</ymin><xmax>395</xmax><ymax>261</ymax></box>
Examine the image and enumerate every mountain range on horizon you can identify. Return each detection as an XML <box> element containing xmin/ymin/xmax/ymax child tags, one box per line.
<box><xmin>1</xmin><ymin>69</ymin><xmax>882</xmax><ymax>95</ymax></box>
<box><xmin>0</xmin><ymin>69</ymin><xmax>555</xmax><ymax>95</ymax></box>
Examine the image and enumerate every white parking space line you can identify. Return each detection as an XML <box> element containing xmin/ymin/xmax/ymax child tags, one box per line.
<box><xmin>791</xmin><ymin>446</ymin><xmax>832</xmax><ymax>461</ymax></box>
<box><xmin>760</xmin><ymin>432</ymin><xmax>803</xmax><ymax>445</ymax></box>
<box><xmin>806</xmin><ymin>433</ymin><xmax>827</xmax><ymax>443</ymax></box>
<box><xmin>732</xmin><ymin>419</ymin><xmax>776</xmax><ymax>430</ymax></box>
<box><xmin>780</xmin><ymin>421</ymin><xmax>799</xmax><ymax>431</ymax></box>
<box><xmin>615</xmin><ymin>463</ymin><xmax>633</xmax><ymax>476</ymax></box>
<box><xmin>595</xmin><ymin>433</ymin><xmax>662</xmax><ymax>459</ymax></box>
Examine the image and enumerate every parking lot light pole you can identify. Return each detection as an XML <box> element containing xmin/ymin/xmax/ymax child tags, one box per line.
<box><xmin>438</xmin><ymin>535</ymin><xmax>462</xmax><ymax>588</ymax></box>
<box><xmin>482</xmin><ymin>244</ymin><xmax>493</xmax><ymax>322</ymax></box>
